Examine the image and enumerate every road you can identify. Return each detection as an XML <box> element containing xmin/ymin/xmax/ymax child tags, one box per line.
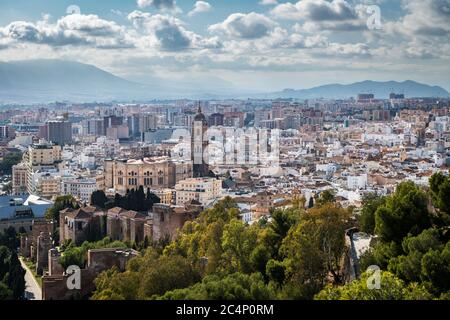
<box><xmin>19</xmin><ymin>258</ymin><xmax>42</xmax><ymax>300</ymax></box>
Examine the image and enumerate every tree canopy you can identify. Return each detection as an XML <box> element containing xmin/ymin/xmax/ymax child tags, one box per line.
<box><xmin>315</xmin><ymin>271</ymin><xmax>433</xmax><ymax>300</ymax></box>
<box><xmin>0</xmin><ymin>229</ymin><xmax>25</xmax><ymax>300</ymax></box>
<box><xmin>89</xmin><ymin>174</ymin><xmax>450</xmax><ymax>301</ymax></box>
<box><xmin>59</xmin><ymin>237</ymin><xmax>128</xmax><ymax>269</ymax></box>
<box><xmin>337</xmin><ymin>174</ymin><xmax>450</xmax><ymax>299</ymax></box>
<box><xmin>0</xmin><ymin>152</ymin><xmax>22</xmax><ymax>175</ymax></box>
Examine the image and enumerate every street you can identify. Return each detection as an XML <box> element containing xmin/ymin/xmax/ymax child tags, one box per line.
<box><xmin>19</xmin><ymin>258</ymin><xmax>42</xmax><ymax>300</ymax></box>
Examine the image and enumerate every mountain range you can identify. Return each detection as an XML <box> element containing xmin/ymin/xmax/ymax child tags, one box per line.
<box><xmin>0</xmin><ymin>60</ymin><xmax>448</xmax><ymax>103</ymax></box>
<box><xmin>266</xmin><ymin>80</ymin><xmax>450</xmax><ymax>100</ymax></box>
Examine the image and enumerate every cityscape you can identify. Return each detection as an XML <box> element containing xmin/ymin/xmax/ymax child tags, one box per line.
<box><xmin>0</xmin><ymin>0</ymin><xmax>449</xmax><ymax>307</ymax></box>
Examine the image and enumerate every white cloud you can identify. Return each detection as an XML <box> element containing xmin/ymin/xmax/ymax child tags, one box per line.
<box><xmin>271</xmin><ymin>0</ymin><xmax>369</xmax><ymax>32</ymax></box>
<box><xmin>128</xmin><ymin>11</ymin><xmax>220</xmax><ymax>51</ymax></box>
<box><xmin>326</xmin><ymin>42</ymin><xmax>371</xmax><ymax>57</ymax></box>
<box><xmin>259</xmin><ymin>0</ymin><xmax>278</xmax><ymax>5</ymax></box>
<box><xmin>188</xmin><ymin>1</ymin><xmax>212</xmax><ymax>17</ymax></box>
<box><xmin>209</xmin><ymin>12</ymin><xmax>277</xmax><ymax>39</ymax></box>
<box><xmin>0</xmin><ymin>14</ymin><xmax>134</xmax><ymax>49</ymax></box>
<box><xmin>272</xmin><ymin>0</ymin><xmax>358</xmax><ymax>21</ymax></box>
<box><xmin>387</xmin><ymin>0</ymin><xmax>450</xmax><ymax>37</ymax></box>
<box><xmin>137</xmin><ymin>0</ymin><xmax>176</xmax><ymax>9</ymax></box>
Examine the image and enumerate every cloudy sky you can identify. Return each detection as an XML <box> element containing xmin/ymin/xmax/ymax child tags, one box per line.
<box><xmin>0</xmin><ymin>0</ymin><xmax>449</xmax><ymax>92</ymax></box>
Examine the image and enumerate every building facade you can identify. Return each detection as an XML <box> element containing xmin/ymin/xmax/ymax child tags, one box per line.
<box><xmin>175</xmin><ymin>177</ymin><xmax>223</xmax><ymax>206</ymax></box>
<box><xmin>12</xmin><ymin>163</ymin><xmax>28</xmax><ymax>195</ymax></box>
<box><xmin>104</xmin><ymin>157</ymin><xmax>193</xmax><ymax>195</ymax></box>
<box><xmin>46</xmin><ymin>120</ymin><xmax>73</xmax><ymax>146</ymax></box>
<box><xmin>62</xmin><ymin>178</ymin><xmax>98</xmax><ymax>204</ymax></box>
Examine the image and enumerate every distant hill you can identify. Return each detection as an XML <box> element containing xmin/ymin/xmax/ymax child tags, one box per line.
<box><xmin>0</xmin><ymin>59</ymin><xmax>242</xmax><ymax>103</ymax></box>
<box><xmin>0</xmin><ymin>60</ymin><xmax>159</xmax><ymax>103</ymax></box>
<box><xmin>0</xmin><ymin>60</ymin><xmax>448</xmax><ymax>103</ymax></box>
<box><xmin>266</xmin><ymin>80</ymin><xmax>450</xmax><ymax>100</ymax></box>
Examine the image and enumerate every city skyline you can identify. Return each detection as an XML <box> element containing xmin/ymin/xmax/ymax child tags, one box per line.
<box><xmin>0</xmin><ymin>0</ymin><xmax>449</xmax><ymax>93</ymax></box>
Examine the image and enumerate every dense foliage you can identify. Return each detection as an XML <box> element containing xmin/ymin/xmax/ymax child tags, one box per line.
<box><xmin>0</xmin><ymin>152</ymin><xmax>22</xmax><ymax>175</ymax></box>
<box><xmin>91</xmin><ymin>187</ymin><xmax>160</xmax><ymax>211</ymax></box>
<box><xmin>315</xmin><ymin>271</ymin><xmax>433</xmax><ymax>300</ymax></box>
<box><xmin>88</xmin><ymin>173</ymin><xmax>450</xmax><ymax>300</ymax></box>
<box><xmin>0</xmin><ymin>228</ymin><xmax>25</xmax><ymax>300</ymax></box>
<box><xmin>59</xmin><ymin>237</ymin><xmax>128</xmax><ymax>269</ymax></box>
<box><xmin>92</xmin><ymin>197</ymin><xmax>352</xmax><ymax>300</ymax></box>
<box><xmin>320</xmin><ymin>174</ymin><xmax>450</xmax><ymax>300</ymax></box>
<box><xmin>45</xmin><ymin>195</ymin><xmax>79</xmax><ymax>223</ymax></box>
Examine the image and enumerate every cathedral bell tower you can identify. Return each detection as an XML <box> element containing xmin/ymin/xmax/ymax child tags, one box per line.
<box><xmin>192</xmin><ymin>106</ymin><xmax>209</xmax><ymax>177</ymax></box>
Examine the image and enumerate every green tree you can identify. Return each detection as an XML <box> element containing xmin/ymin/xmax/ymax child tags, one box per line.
<box><xmin>429</xmin><ymin>172</ymin><xmax>450</xmax><ymax>226</ymax></box>
<box><xmin>146</xmin><ymin>188</ymin><xmax>160</xmax><ymax>209</ymax></box>
<box><xmin>0</xmin><ymin>152</ymin><xmax>22</xmax><ymax>175</ymax></box>
<box><xmin>387</xmin><ymin>229</ymin><xmax>443</xmax><ymax>284</ymax></box>
<box><xmin>0</xmin><ymin>282</ymin><xmax>12</xmax><ymax>300</ymax></box>
<box><xmin>315</xmin><ymin>271</ymin><xmax>433</xmax><ymax>300</ymax></box>
<box><xmin>59</xmin><ymin>237</ymin><xmax>127</xmax><ymax>269</ymax></box>
<box><xmin>5</xmin><ymin>251</ymin><xmax>26</xmax><ymax>299</ymax></box>
<box><xmin>45</xmin><ymin>195</ymin><xmax>78</xmax><ymax>224</ymax></box>
<box><xmin>92</xmin><ymin>267</ymin><xmax>139</xmax><ymax>300</ymax></box>
<box><xmin>222</xmin><ymin>219</ymin><xmax>258</xmax><ymax>274</ymax></box>
<box><xmin>159</xmin><ymin>272</ymin><xmax>276</xmax><ymax>300</ymax></box>
<box><xmin>375</xmin><ymin>181</ymin><xmax>430</xmax><ymax>243</ymax></box>
<box><xmin>315</xmin><ymin>189</ymin><xmax>336</xmax><ymax>206</ymax></box>
<box><xmin>359</xmin><ymin>193</ymin><xmax>386</xmax><ymax>234</ymax></box>
<box><xmin>250</xmin><ymin>245</ymin><xmax>271</xmax><ymax>276</ymax></box>
<box><xmin>281</xmin><ymin>204</ymin><xmax>350</xmax><ymax>298</ymax></box>
<box><xmin>420</xmin><ymin>242</ymin><xmax>450</xmax><ymax>295</ymax></box>
<box><xmin>92</xmin><ymin>250</ymin><xmax>200</xmax><ymax>300</ymax></box>
<box><xmin>90</xmin><ymin>190</ymin><xmax>109</xmax><ymax>208</ymax></box>
<box><xmin>110</xmin><ymin>189</ymin><xmax>160</xmax><ymax>212</ymax></box>
<box><xmin>360</xmin><ymin>241</ymin><xmax>402</xmax><ymax>271</ymax></box>
<box><xmin>0</xmin><ymin>227</ymin><xmax>20</xmax><ymax>251</ymax></box>
<box><xmin>0</xmin><ymin>246</ymin><xmax>25</xmax><ymax>300</ymax></box>
<box><xmin>266</xmin><ymin>259</ymin><xmax>286</xmax><ymax>285</ymax></box>
<box><xmin>164</xmin><ymin>197</ymin><xmax>239</xmax><ymax>270</ymax></box>
<box><xmin>2</xmin><ymin>182</ymin><xmax>12</xmax><ymax>194</ymax></box>
<box><xmin>267</xmin><ymin>208</ymin><xmax>300</xmax><ymax>259</ymax></box>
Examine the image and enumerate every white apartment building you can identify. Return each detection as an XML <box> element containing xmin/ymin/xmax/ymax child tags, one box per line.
<box><xmin>61</xmin><ymin>177</ymin><xmax>98</xmax><ymax>204</ymax></box>
<box><xmin>316</xmin><ymin>163</ymin><xmax>338</xmax><ymax>175</ymax></box>
<box><xmin>175</xmin><ymin>178</ymin><xmax>223</xmax><ymax>206</ymax></box>
<box><xmin>10</xmin><ymin>141</ymin><xmax>64</xmax><ymax>198</ymax></box>
<box><xmin>347</xmin><ymin>174</ymin><xmax>368</xmax><ymax>190</ymax></box>
<box><xmin>29</xmin><ymin>170</ymin><xmax>61</xmax><ymax>199</ymax></box>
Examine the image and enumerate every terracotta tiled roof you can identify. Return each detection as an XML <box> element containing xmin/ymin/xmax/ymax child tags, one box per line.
<box><xmin>107</xmin><ymin>207</ymin><xmax>126</xmax><ymax>217</ymax></box>
<box><xmin>120</xmin><ymin>210</ymin><xmax>146</xmax><ymax>219</ymax></box>
<box><xmin>66</xmin><ymin>208</ymin><xmax>93</xmax><ymax>220</ymax></box>
<box><xmin>59</xmin><ymin>208</ymin><xmax>73</xmax><ymax>214</ymax></box>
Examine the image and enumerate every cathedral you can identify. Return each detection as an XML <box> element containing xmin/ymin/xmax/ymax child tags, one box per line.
<box><xmin>191</xmin><ymin>107</ymin><xmax>210</xmax><ymax>178</ymax></box>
